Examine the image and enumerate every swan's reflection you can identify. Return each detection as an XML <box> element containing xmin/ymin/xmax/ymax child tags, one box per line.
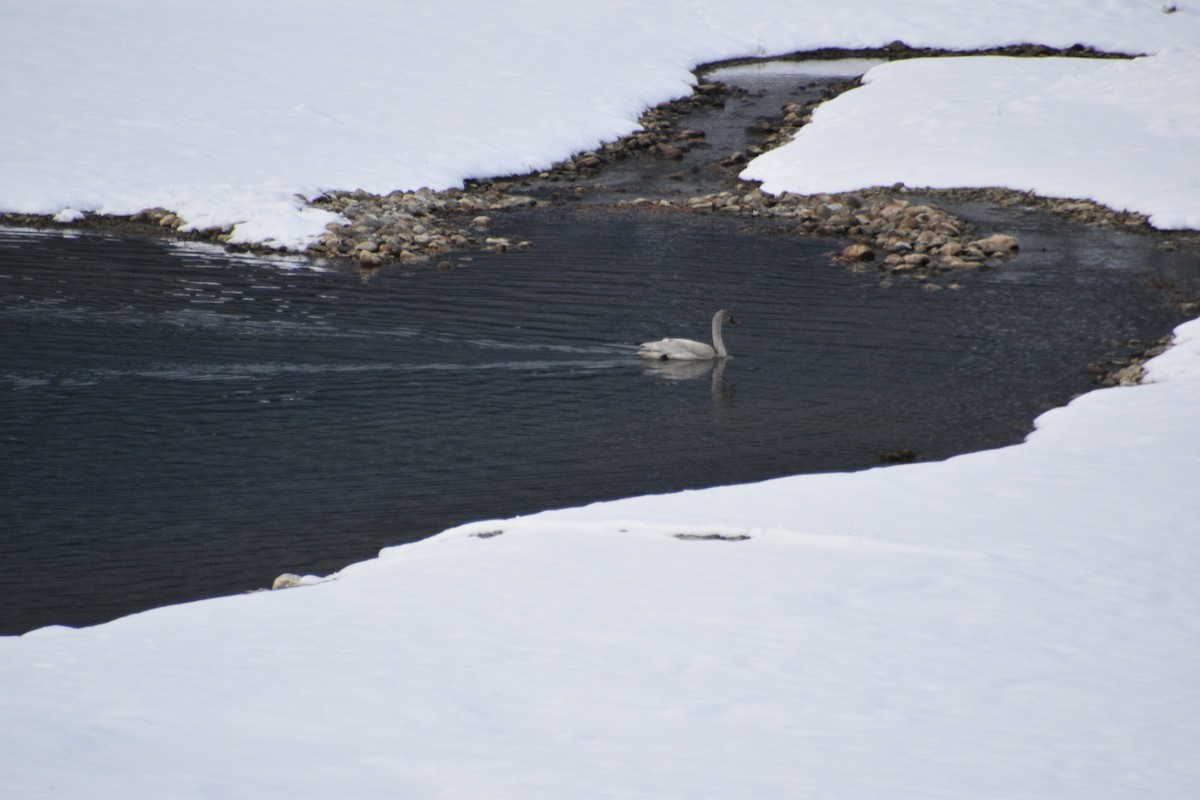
<box><xmin>642</xmin><ymin>358</ymin><xmax>732</xmax><ymax>401</ymax></box>
<box><xmin>642</xmin><ymin>359</ymin><xmax>713</xmax><ymax>381</ymax></box>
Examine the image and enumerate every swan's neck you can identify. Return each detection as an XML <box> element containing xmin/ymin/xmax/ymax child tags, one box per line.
<box><xmin>711</xmin><ymin>316</ymin><xmax>727</xmax><ymax>358</ymax></box>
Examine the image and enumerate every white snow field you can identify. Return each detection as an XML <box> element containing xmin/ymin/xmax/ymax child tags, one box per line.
<box><xmin>2</xmin><ymin>1</ymin><xmax>1200</xmax><ymax>798</ymax></box>
<box><xmin>741</xmin><ymin>49</ymin><xmax>1200</xmax><ymax>229</ymax></box>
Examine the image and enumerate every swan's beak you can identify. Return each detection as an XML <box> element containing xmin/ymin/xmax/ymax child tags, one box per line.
<box><xmin>729</xmin><ymin>316</ymin><xmax>741</xmax><ymax>326</ymax></box>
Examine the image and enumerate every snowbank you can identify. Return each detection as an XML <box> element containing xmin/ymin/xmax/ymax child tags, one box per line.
<box><xmin>742</xmin><ymin>48</ymin><xmax>1200</xmax><ymax>229</ymax></box>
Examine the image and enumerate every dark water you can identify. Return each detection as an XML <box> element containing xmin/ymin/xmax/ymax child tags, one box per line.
<box><xmin>1</xmin><ymin>210</ymin><xmax>1191</xmax><ymax>634</ymax></box>
<box><xmin>533</xmin><ymin>61</ymin><xmax>878</xmax><ymax>203</ymax></box>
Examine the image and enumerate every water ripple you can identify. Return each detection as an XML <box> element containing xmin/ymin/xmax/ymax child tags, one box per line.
<box><xmin>0</xmin><ymin>212</ymin><xmax>1190</xmax><ymax>633</ymax></box>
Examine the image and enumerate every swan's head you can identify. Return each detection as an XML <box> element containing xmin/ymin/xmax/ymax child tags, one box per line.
<box><xmin>716</xmin><ymin>309</ymin><xmax>741</xmax><ymax>326</ymax></box>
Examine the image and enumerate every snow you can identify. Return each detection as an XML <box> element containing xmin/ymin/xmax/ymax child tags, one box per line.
<box><xmin>3</xmin><ymin>1</ymin><xmax>1200</xmax><ymax>798</ymax></box>
<box><xmin>50</xmin><ymin>208</ymin><xmax>85</xmax><ymax>224</ymax></box>
<box><xmin>742</xmin><ymin>48</ymin><xmax>1200</xmax><ymax>229</ymax></box>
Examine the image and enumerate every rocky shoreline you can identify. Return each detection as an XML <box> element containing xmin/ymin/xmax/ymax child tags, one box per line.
<box><xmin>5</xmin><ymin>43</ymin><xmax>1197</xmax><ymax>323</ymax></box>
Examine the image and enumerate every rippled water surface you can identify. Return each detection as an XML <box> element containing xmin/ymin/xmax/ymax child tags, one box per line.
<box><xmin>0</xmin><ymin>210</ymin><xmax>1190</xmax><ymax>633</ymax></box>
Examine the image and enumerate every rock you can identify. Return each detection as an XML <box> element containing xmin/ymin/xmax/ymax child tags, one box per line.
<box><xmin>942</xmin><ymin>257</ymin><xmax>976</xmax><ymax>270</ymax></box>
<box><xmin>880</xmin><ymin>237</ymin><xmax>913</xmax><ymax>254</ymax></box>
<box><xmin>1114</xmin><ymin>364</ymin><xmax>1145</xmax><ymax>386</ymax></box>
<box><xmin>914</xmin><ymin>230</ymin><xmax>944</xmax><ymax>249</ymax></box>
<box><xmin>358</xmin><ymin>250</ymin><xmax>383</xmax><ymax>266</ymax></box>
<box><xmin>496</xmin><ymin>195</ymin><xmax>536</xmax><ymax>209</ymax></box>
<box><xmin>655</xmin><ymin>143</ymin><xmax>684</xmax><ymax>160</ymax></box>
<box><xmin>970</xmin><ymin>233</ymin><xmax>1019</xmax><ymax>255</ymax></box>
<box><xmin>840</xmin><ymin>243</ymin><xmax>875</xmax><ymax>262</ymax></box>
<box><xmin>272</xmin><ymin>573</ymin><xmax>303</xmax><ymax>590</ymax></box>
<box><xmin>470</xmin><ymin>215</ymin><xmax>491</xmax><ymax>229</ymax></box>
<box><xmin>741</xmin><ymin>189</ymin><xmax>765</xmax><ymax>208</ymax></box>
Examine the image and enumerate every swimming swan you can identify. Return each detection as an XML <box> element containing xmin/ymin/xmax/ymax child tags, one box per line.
<box><xmin>638</xmin><ymin>309</ymin><xmax>740</xmax><ymax>360</ymax></box>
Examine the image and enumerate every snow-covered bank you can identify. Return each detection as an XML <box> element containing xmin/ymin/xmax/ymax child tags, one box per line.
<box><xmin>742</xmin><ymin>48</ymin><xmax>1200</xmax><ymax>229</ymax></box>
<box><xmin>2</xmin><ymin>1</ymin><xmax>1199</xmax><ymax>245</ymax></box>
<box><xmin>2</xmin><ymin>317</ymin><xmax>1198</xmax><ymax>799</ymax></box>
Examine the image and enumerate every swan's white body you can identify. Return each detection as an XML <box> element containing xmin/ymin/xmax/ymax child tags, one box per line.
<box><xmin>638</xmin><ymin>309</ymin><xmax>739</xmax><ymax>361</ymax></box>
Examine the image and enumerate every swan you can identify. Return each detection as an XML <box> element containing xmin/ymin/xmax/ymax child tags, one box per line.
<box><xmin>638</xmin><ymin>309</ymin><xmax>740</xmax><ymax>360</ymax></box>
